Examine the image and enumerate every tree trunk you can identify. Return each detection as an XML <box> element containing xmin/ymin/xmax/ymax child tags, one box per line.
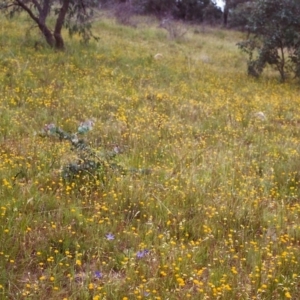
<box><xmin>54</xmin><ymin>33</ymin><xmax>64</xmax><ymax>50</ymax></box>
<box><xmin>54</xmin><ymin>0</ymin><xmax>70</xmax><ymax>50</ymax></box>
<box><xmin>39</xmin><ymin>0</ymin><xmax>51</xmax><ymax>24</ymax></box>
<box><xmin>39</xmin><ymin>24</ymin><xmax>55</xmax><ymax>47</ymax></box>
<box><xmin>223</xmin><ymin>1</ymin><xmax>229</xmax><ymax>26</ymax></box>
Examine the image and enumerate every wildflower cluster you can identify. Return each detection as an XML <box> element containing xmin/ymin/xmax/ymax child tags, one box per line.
<box><xmin>1</xmin><ymin>14</ymin><xmax>300</xmax><ymax>300</ymax></box>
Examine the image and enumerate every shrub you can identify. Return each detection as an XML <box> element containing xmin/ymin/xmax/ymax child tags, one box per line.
<box><xmin>237</xmin><ymin>0</ymin><xmax>300</xmax><ymax>81</ymax></box>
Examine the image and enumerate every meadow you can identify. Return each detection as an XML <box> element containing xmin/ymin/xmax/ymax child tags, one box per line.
<box><xmin>1</xmin><ymin>13</ymin><xmax>300</xmax><ymax>299</ymax></box>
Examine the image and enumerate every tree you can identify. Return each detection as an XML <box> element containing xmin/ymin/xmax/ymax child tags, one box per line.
<box><xmin>220</xmin><ymin>0</ymin><xmax>252</xmax><ymax>26</ymax></box>
<box><xmin>237</xmin><ymin>0</ymin><xmax>300</xmax><ymax>81</ymax></box>
<box><xmin>0</xmin><ymin>0</ymin><xmax>98</xmax><ymax>50</ymax></box>
<box><xmin>175</xmin><ymin>0</ymin><xmax>211</xmax><ymax>22</ymax></box>
<box><xmin>227</xmin><ymin>0</ymin><xmax>254</xmax><ymax>29</ymax></box>
<box><xmin>129</xmin><ymin>0</ymin><xmax>177</xmax><ymax>17</ymax></box>
<box><xmin>132</xmin><ymin>0</ymin><xmax>220</xmax><ymax>23</ymax></box>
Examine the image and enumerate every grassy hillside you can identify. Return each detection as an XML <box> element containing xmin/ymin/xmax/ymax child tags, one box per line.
<box><xmin>1</xmin><ymin>15</ymin><xmax>300</xmax><ymax>299</ymax></box>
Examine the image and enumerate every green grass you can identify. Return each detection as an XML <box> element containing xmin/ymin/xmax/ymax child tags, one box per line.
<box><xmin>1</xmin><ymin>14</ymin><xmax>300</xmax><ymax>300</ymax></box>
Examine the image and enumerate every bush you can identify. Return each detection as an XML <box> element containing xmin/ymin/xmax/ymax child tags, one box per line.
<box><xmin>237</xmin><ymin>0</ymin><xmax>300</xmax><ymax>81</ymax></box>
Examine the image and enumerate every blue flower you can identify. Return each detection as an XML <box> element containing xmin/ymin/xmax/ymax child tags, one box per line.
<box><xmin>136</xmin><ymin>249</ymin><xmax>149</xmax><ymax>258</ymax></box>
<box><xmin>105</xmin><ymin>233</ymin><xmax>115</xmax><ymax>240</ymax></box>
<box><xmin>94</xmin><ymin>271</ymin><xmax>103</xmax><ymax>279</ymax></box>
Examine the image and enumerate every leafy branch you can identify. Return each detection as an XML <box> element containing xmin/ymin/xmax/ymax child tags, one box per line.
<box><xmin>41</xmin><ymin>120</ymin><xmax>151</xmax><ymax>182</ymax></box>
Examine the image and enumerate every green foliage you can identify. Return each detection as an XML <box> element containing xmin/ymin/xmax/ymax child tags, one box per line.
<box><xmin>40</xmin><ymin>121</ymin><xmax>151</xmax><ymax>185</ymax></box>
<box><xmin>227</xmin><ymin>1</ymin><xmax>254</xmax><ymax>29</ymax></box>
<box><xmin>175</xmin><ymin>0</ymin><xmax>211</xmax><ymax>21</ymax></box>
<box><xmin>63</xmin><ymin>0</ymin><xmax>99</xmax><ymax>43</ymax></box>
<box><xmin>222</xmin><ymin>0</ymin><xmax>252</xmax><ymax>26</ymax></box>
<box><xmin>133</xmin><ymin>0</ymin><xmax>178</xmax><ymax>15</ymax></box>
<box><xmin>237</xmin><ymin>0</ymin><xmax>300</xmax><ymax>81</ymax></box>
<box><xmin>41</xmin><ymin>120</ymin><xmax>126</xmax><ymax>181</ymax></box>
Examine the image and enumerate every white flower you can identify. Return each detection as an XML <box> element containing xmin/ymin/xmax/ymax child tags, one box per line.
<box><xmin>254</xmin><ymin>111</ymin><xmax>266</xmax><ymax>121</ymax></box>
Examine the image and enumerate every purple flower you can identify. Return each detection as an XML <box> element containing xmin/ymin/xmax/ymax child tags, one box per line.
<box><xmin>136</xmin><ymin>249</ymin><xmax>149</xmax><ymax>258</ymax></box>
<box><xmin>94</xmin><ymin>271</ymin><xmax>103</xmax><ymax>279</ymax></box>
<box><xmin>105</xmin><ymin>233</ymin><xmax>115</xmax><ymax>241</ymax></box>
